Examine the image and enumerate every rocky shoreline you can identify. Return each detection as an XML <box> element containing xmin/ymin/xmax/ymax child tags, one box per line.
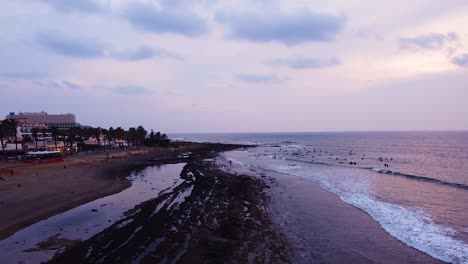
<box><xmin>46</xmin><ymin>143</ymin><xmax>289</xmax><ymax>263</ymax></box>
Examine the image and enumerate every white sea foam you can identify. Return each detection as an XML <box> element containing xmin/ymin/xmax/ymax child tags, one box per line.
<box><xmin>281</xmin><ymin>144</ymin><xmax>302</xmax><ymax>149</ymax></box>
<box><xmin>224</xmin><ymin>156</ymin><xmax>245</xmax><ymax>166</ymax></box>
<box><xmin>251</xmin><ymin>157</ymin><xmax>468</xmax><ymax>263</ymax></box>
<box><xmin>340</xmin><ymin>193</ymin><xmax>468</xmax><ymax>264</ymax></box>
<box><xmin>273</xmin><ymin>165</ymin><xmax>302</xmax><ymax>173</ymax></box>
<box><xmin>372</xmin><ymin>168</ymin><xmax>390</xmax><ymax>173</ymax></box>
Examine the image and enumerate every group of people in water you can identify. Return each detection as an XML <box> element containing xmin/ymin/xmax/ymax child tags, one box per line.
<box><xmin>378</xmin><ymin>157</ymin><xmax>392</xmax><ymax>167</ymax></box>
<box><xmin>256</xmin><ymin>146</ymin><xmax>396</xmax><ymax>170</ymax></box>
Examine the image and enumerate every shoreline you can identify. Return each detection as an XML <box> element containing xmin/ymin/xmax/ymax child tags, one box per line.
<box><xmin>0</xmin><ymin>148</ymin><xmax>163</xmax><ymax>240</ymax></box>
<box><xmin>219</xmin><ymin>152</ymin><xmax>443</xmax><ymax>263</ymax></box>
<box><xmin>47</xmin><ymin>143</ymin><xmax>288</xmax><ymax>263</ymax></box>
<box><xmin>0</xmin><ymin>143</ymin><xmax>242</xmax><ymax>241</ymax></box>
<box><xmin>0</xmin><ymin>143</ymin><xmax>445</xmax><ymax>263</ymax></box>
<box><xmin>266</xmin><ymin>171</ymin><xmax>442</xmax><ymax>263</ymax></box>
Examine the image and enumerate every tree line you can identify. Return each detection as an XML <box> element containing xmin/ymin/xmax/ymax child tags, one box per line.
<box><xmin>0</xmin><ymin>120</ymin><xmax>170</xmax><ymax>159</ymax></box>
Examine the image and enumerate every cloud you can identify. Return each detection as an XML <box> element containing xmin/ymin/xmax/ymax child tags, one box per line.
<box><xmin>36</xmin><ymin>31</ymin><xmax>181</xmax><ymax>62</ymax></box>
<box><xmin>124</xmin><ymin>2</ymin><xmax>208</xmax><ymax>37</ymax></box>
<box><xmin>235</xmin><ymin>74</ymin><xmax>283</xmax><ymax>84</ymax></box>
<box><xmin>35</xmin><ymin>0</ymin><xmax>104</xmax><ymax>13</ymax></box>
<box><xmin>111</xmin><ymin>45</ymin><xmax>181</xmax><ymax>61</ymax></box>
<box><xmin>271</xmin><ymin>57</ymin><xmax>340</xmax><ymax>69</ymax></box>
<box><xmin>112</xmin><ymin>86</ymin><xmax>152</xmax><ymax>95</ymax></box>
<box><xmin>35</xmin><ymin>80</ymin><xmax>82</xmax><ymax>90</ymax></box>
<box><xmin>216</xmin><ymin>9</ymin><xmax>345</xmax><ymax>45</ymax></box>
<box><xmin>452</xmin><ymin>54</ymin><xmax>468</xmax><ymax>67</ymax></box>
<box><xmin>62</xmin><ymin>80</ymin><xmax>81</xmax><ymax>90</ymax></box>
<box><xmin>36</xmin><ymin>32</ymin><xmax>105</xmax><ymax>58</ymax></box>
<box><xmin>399</xmin><ymin>32</ymin><xmax>459</xmax><ymax>50</ymax></box>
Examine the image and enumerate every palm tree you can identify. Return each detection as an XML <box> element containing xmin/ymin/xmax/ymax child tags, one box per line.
<box><xmin>155</xmin><ymin>131</ymin><xmax>162</xmax><ymax>146</ymax></box>
<box><xmin>76</xmin><ymin>136</ymin><xmax>85</xmax><ymax>152</ymax></box>
<box><xmin>4</xmin><ymin>119</ymin><xmax>19</xmax><ymax>159</ymax></box>
<box><xmin>68</xmin><ymin>127</ymin><xmax>82</xmax><ymax>153</ymax></box>
<box><xmin>136</xmin><ymin>126</ymin><xmax>147</xmax><ymax>147</ymax></box>
<box><xmin>127</xmin><ymin>127</ymin><xmax>137</xmax><ymax>147</ymax></box>
<box><xmin>0</xmin><ymin>121</ymin><xmax>6</xmax><ymax>160</ymax></box>
<box><xmin>101</xmin><ymin>128</ymin><xmax>109</xmax><ymax>150</ymax></box>
<box><xmin>49</xmin><ymin>126</ymin><xmax>60</xmax><ymax>151</ymax></box>
<box><xmin>148</xmin><ymin>129</ymin><xmax>156</xmax><ymax>146</ymax></box>
<box><xmin>161</xmin><ymin>133</ymin><xmax>170</xmax><ymax>147</ymax></box>
<box><xmin>74</xmin><ymin>127</ymin><xmax>83</xmax><ymax>153</ymax></box>
<box><xmin>31</xmin><ymin>127</ymin><xmax>40</xmax><ymax>151</ymax></box>
<box><xmin>41</xmin><ymin>128</ymin><xmax>47</xmax><ymax>150</ymax></box>
<box><xmin>81</xmin><ymin>127</ymin><xmax>93</xmax><ymax>141</ymax></box>
<box><xmin>92</xmin><ymin>127</ymin><xmax>102</xmax><ymax>150</ymax></box>
<box><xmin>23</xmin><ymin>135</ymin><xmax>33</xmax><ymax>150</ymax></box>
<box><xmin>80</xmin><ymin>127</ymin><xmax>93</xmax><ymax>151</ymax></box>
<box><xmin>108</xmin><ymin>127</ymin><xmax>115</xmax><ymax>148</ymax></box>
<box><xmin>66</xmin><ymin>133</ymin><xmax>77</xmax><ymax>154</ymax></box>
<box><xmin>114</xmin><ymin>127</ymin><xmax>125</xmax><ymax>148</ymax></box>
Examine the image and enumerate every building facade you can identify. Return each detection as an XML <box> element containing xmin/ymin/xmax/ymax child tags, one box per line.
<box><xmin>6</xmin><ymin>112</ymin><xmax>78</xmax><ymax>130</ymax></box>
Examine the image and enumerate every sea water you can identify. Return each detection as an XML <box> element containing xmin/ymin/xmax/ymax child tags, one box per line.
<box><xmin>0</xmin><ymin>163</ymin><xmax>186</xmax><ymax>264</ymax></box>
<box><xmin>172</xmin><ymin>131</ymin><xmax>468</xmax><ymax>263</ymax></box>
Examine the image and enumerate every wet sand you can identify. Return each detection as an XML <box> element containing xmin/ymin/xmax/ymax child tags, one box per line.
<box><xmin>1</xmin><ymin>144</ymin><xmax>443</xmax><ymax>263</ymax></box>
<box><xmin>0</xmin><ymin>145</ymin><xmax>202</xmax><ymax>240</ymax></box>
<box><xmin>267</xmin><ymin>171</ymin><xmax>442</xmax><ymax>263</ymax></box>
<box><xmin>48</xmin><ymin>147</ymin><xmax>288</xmax><ymax>264</ymax></box>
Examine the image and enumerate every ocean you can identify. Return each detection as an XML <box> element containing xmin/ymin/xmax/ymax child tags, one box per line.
<box><xmin>171</xmin><ymin>131</ymin><xmax>468</xmax><ymax>263</ymax></box>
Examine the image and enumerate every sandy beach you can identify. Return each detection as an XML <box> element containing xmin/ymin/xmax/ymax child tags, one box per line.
<box><xmin>215</xmin><ymin>154</ymin><xmax>442</xmax><ymax>263</ymax></box>
<box><xmin>266</xmin><ymin>172</ymin><xmax>441</xmax><ymax>263</ymax></box>
<box><xmin>0</xmin><ymin>143</ymin><xmax>444</xmax><ymax>263</ymax></box>
<box><xmin>0</xmin><ymin>146</ymin><xmax>199</xmax><ymax>240</ymax></box>
<box><xmin>47</xmin><ymin>155</ymin><xmax>289</xmax><ymax>263</ymax></box>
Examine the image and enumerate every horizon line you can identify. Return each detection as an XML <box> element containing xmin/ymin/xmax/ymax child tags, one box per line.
<box><xmin>168</xmin><ymin>129</ymin><xmax>468</xmax><ymax>134</ymax></box>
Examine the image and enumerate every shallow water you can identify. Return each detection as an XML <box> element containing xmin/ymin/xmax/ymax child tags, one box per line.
<box><xmin>172</xmin><ymin>132</ymin><xmax>468</xmax><ymax>263</ymax></box>
<box><xmin>222</xmin><ymin>149</ymin><xmax>468</xmax><ymax>263</ymax></box>
<box><xmin>0</xmin><ymin>163</ymin><xmax>186</xmax><ymax>264</ymax></box>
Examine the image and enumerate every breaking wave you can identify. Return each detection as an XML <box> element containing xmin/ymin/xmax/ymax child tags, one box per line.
<box><xmin>371</xmin><ymin>168</ymin><xmax>468</xmax><ymax>191</ymax></box>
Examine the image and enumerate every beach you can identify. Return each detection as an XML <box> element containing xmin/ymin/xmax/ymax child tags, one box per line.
<box><xmin>266</xmin><ymin>171</ymin><xmax>441</xmax><ymax>263</ymax></box>
<box><xmin>47</xmin><ymin>153</ymin><xmax>289</xmax><ymax>263</ymax></box>
<box><xmin>0</xmin><ymin>142</ymin><xmax>451</xmax><ymax>263</ymax></box>
<box><xmin>0</xmin><ymin>145</ymin><xmax>201</xmax><ymax>240</ymax></box>
<box><xmin>0</xmin><ymin>143</ymin><xmax>287</xmax><ymax>263</ymax></box>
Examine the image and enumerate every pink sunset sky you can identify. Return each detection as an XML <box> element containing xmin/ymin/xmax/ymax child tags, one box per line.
<box><xmin>1</xmin><ymin>0</ymin><xmax>467</xmax><ymax>132</ymax></box>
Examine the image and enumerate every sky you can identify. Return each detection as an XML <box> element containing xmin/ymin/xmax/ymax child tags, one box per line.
<box><xmin>1</xmin><ymin>0</ymin><xmax>468</xmax><ymax>133</ymax></box>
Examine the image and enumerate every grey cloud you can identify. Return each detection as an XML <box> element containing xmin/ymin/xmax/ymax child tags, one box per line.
<box><xmin>216</xmin><ymin>10</ymin><xmax>345</xmax><ymax>45</ymax></box>
<box><xmin>35</xmin><ymin>79</ymin><xmax>82</xmax><ymax>90</ymax></box>
<box><xmin>271</xmin><ymin>57</ymin><xmax>340</xmax><ymax>69</ymax></box>
<box><xmin>236</xmin><ymin>74</ymin><xmax>283</xmax><ymax>84</ymax></box>
<box><xmin>452</xmin><ymin>54</ymin><xmax>468</xmax><ymax>67</ymax></box>
<box><xmin>62</xmin><ymin>80</ymin><xmax>81</xmax><ymax>90</ymax></box>
<box><xmin>36</xmin><ymin>32</ymin><xmax>178</xmax><ymax>62</ymax></box>
<box><xmin>124</xmin><ymin>2</ymin><xmax>208</xmax><ymax>37</ymax></box>
<box><xmin>113</xmin><ymin>86</ymin><xmax>152</xmax><ymax>95</ymax></box>
<box><xmin>36</xmin><ymin>0</ymin><xmax>104</xmax><ymax>13</ymax></box>
<box><xmin>36</xmin><ymin>32</ymin><xmax>105</xmax><ymax>58</ymax></box>
<box><xmin>399</xmin><ymin>32</ymin><xmax>459</xmax><ymax>50</ymax></box>
<box><xmin>111</xmin><ymin>45</ymin><xmax>181</xmax><ymax>61</ymax></box>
